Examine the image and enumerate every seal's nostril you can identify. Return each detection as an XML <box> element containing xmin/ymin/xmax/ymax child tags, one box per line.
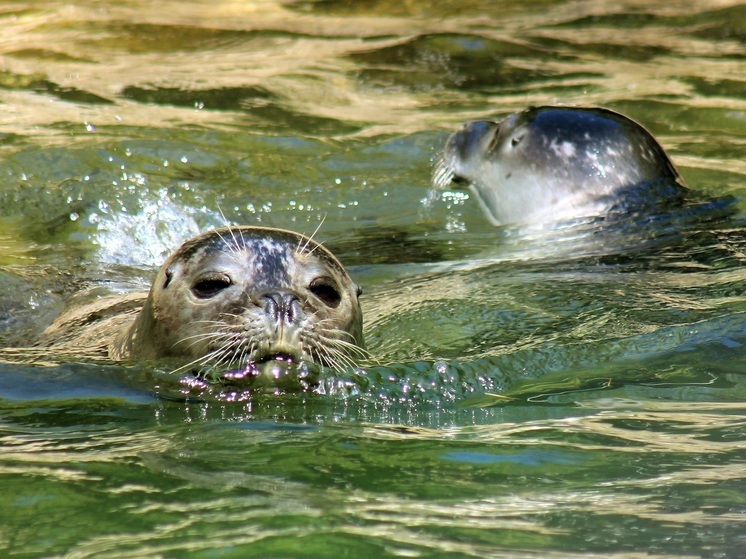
<box><xmin>260</xmin><ymin>292</ymin><xmax>301</xmax><ymax>323</ymax></box>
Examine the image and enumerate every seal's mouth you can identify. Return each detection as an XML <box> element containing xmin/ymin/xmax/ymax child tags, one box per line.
<box><xmin>198</xmin><ymin>351</ymin><xmax>302</xmax><ymax>382</ymax></box>
<box><xmin>217</xmin><ymin>352</ymin><xmax>298</xmax><ymax>382</ymax></box>
<box><xmin>254</xmin><ymin>352</ymin><xmax>297</xmax><ymax>365</ymax></box>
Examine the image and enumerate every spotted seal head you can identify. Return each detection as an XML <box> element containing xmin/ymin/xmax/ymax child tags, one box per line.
<box><xmin>433</xmin><ymin>106</ymin><xmax>688</xmax><ymax>226</ymax></box>
<box><xmin>110</xmin><ymin>226</ymin><xmax>364</xmax><ymax>373</ymax></box>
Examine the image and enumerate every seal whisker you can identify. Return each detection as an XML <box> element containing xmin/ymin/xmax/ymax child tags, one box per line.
<box><xmin>313</xmin><ymin>319</ymin><xmax>362</xmax><ymax>345</ymax></box>
<box><xmin>174</xmin><ymin>321</ymin><xmax>239</xmax><ymax>340</ymax></box>
<box><xmin>234</xmin><ymin>343</ymin><xmax>252</xmax><ymax>370</ymax></box>
<box><xmin>322</xmin><ymin>336</ymin><xmax>371</xmax><ymax>362</ymax></box>
<box><xmin>331</xmin><ymin>347</ymin><xmax>359</xmax><ymax>370</ymax></box>
<box><xmin>201</xmin><ymin>339</ymin><xmax>245</xmax><ymax>371</ymax></box>
<box><xmin>314</xmin><ymin>342</ymin><xmax>357</xmax><ymax>371</ymax></box>
<box><xmin>175</xmin><ymin>325</ymin><xmax>233</xmax><ymax>340</ymax></box>
<box><xmin>170</xmin><ymin>346</ymin><xmax>228</xmax><ymax>375</ymax></box>
<box><xmin>297</xmin><ymin>215</ymin><xmax>326</xmax><ymax>256</ymax></box>
<box><xmin>319</xmin><ymin>329</ymin><xmax>366</xmax><ymax>352</ymax></box>
<box><xmin>308</xmin><ymin>342</ymin><xmax>343</xmax><ymax>370</ymax></box>
<box><xmin>189</xmin><ymin>319</ymin><xmax>233</xmax><ymax>327</ymax></box>
<box><xmin>216</xmin><ymin>311</ymin><xmax>250</xmax><ymax>322</ymax></box>
<box><xmin>175</xmin><ymin>330</ymin><xmax>235</xmax><ymax>352</ymax></box>
<box><xmin>302</xmin><ymin>326</ymin><xmax>370</xmax><ymax>369</ymax></box>
<box><xmin>223</xmin><ymin>225</ymin><xmax>252</xmax><ymax>264</ymax></box>
<box><xmin>216</xmin><ymin>203</ymin><xmax>232</xmax><ymax>229</ymax></box>
<box><xmin>432</xmin><ymin>157</ymin><xmax>455</xmax><ymax>189</ymax></box>
<box><xmin>217</xmin><ymin>226</ymin><xmax>244</xmax><ymax>262</ymax></box>
<box><xmin>309</xmin><ymin>319</ymin><xmax>369</xmax><ymax>361</ymax></box>
<box><xmin>299</xmin><ymin>234</ymin><xmax>327</xmax><ymax>257</ymax></box>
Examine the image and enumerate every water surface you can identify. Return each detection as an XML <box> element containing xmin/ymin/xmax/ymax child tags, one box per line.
<box><xmin>1</xmin><ymin>0</ymin><xmax>746</xmax><ymax>557</ymax></box>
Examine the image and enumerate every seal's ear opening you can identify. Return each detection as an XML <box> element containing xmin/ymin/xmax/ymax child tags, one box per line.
<box><xmin>163</xmin><ymin>267</ymin><xmax>174</xmax><ymax>289</ymax></box>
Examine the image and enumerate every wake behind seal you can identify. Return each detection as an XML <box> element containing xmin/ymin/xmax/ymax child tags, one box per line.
<box><xmin>433</xmin><ymin>106</ymin><xmax>690</xmax><ymax>226</ymax></box>
<box><xmin>34</xmin><ymin>226</ymin><xmax>366</xmax><ymax>381</ymax></box>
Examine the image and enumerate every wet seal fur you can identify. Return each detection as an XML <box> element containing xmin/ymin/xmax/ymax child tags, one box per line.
<box><xmin>28</xmin><ymin>226</ymin><xmax>365</xmax><ymax>375</ymax></box>
<box><xmin>433</xmin><ymin>106</ymin><xmax>689</xmax><ymax>226</ymax></box>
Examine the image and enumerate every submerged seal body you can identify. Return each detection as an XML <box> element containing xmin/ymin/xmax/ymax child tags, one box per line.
<box><xmin>37</xmin><ymin>226</ymin><xmax>365</xmax><ymax>373</ymax></box>
<box><xmin>433</xmin><ymin>106</ymin><xmax>688</xmax><ymax>226</ymax></box>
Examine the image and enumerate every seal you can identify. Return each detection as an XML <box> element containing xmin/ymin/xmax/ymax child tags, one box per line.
<box><xmin>34</xmin><ymin>226</ymin><xmax>365</xmax><ymax>374</ymax></box>
<box><xmin>433</xmin><ymin>106</ymin><xmax>688</xmax><ymax>226</ymax></box>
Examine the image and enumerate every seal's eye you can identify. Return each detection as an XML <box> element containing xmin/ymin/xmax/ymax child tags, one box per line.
<box><xmin>511</xmin><ymin>136</ymin><xmax>523</xmax><ymax>147</ymax></box>
<box><xmin>310</xmin><ymin>278</ymin><xmax>341</xmax><ymax>308</ymax></box>
<box><xmin>192</xmin><ymin>275</ymin><xmax>232</xmax><ymax>299</ymax></box>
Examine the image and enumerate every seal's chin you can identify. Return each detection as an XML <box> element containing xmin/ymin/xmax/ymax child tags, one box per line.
<box><xmin>214</xmin><ymin>350</ymin><xmax>320</xmax><ymax>394</ymax></box>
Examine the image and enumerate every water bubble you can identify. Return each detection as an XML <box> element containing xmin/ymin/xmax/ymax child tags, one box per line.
<box><xmin>442</xmin><ymin>190</ymin><xmax>470</xmax><ymax>204</ymax></box>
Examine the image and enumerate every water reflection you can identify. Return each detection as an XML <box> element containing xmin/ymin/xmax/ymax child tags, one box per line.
<box><xmin>1</xmin><ymin>0</ymin><xmax>746</xmax><ymax>558</ymax></box>
<box><xmin>0</xmin><ymin>1</ymin><xmax>743</xmax><ymax>141</ymax></box>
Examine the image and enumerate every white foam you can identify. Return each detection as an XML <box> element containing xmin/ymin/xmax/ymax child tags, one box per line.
<box><xmin>90</xmin><ymin>188</ymin><xmax>210</xmax><ymax>268</ymax></box>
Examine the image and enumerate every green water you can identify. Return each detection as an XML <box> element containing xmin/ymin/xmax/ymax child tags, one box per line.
<box><xmin>2</xmin><ymin>0</ymin><xmax>746</xmax><ymax>557</ymax></box>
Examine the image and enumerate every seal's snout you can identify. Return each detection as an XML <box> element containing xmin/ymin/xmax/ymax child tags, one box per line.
<box><xmin>434</xmin><ymin>120</ymin><xmax>500</xmax><ymax>189</ymax></box>
<box><xmin>450</xmin><ymin>121</ymin><xmax>498</xmax><ymax>160</ymax></box>
<box><xmin>260</xmin><ymin>291</ymin><xmax>301</xmax><ymax>324</ymax></box>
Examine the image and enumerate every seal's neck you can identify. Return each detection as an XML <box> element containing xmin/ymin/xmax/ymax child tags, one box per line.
<box><xmin>109</xmin><ymin>298</ymin><xmax>158</xmax><ymax>361</ymax></box>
